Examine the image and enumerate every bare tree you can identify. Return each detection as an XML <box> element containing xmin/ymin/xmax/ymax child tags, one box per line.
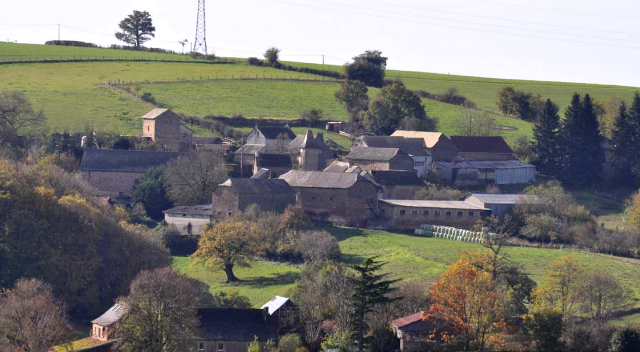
<box><xmin>455</xmin><ymin>108</ymin><xmax>496</xmax><ymax>137</ymax></box>
<box><xmin>119</xmin><ymin>267</ymin><xmax>201</xmax><ymax>352</ymax></box>
<box><xmin>579</xmin><ymin>271</ymin><xmax>632</xmax><ymax>322</ymax></box>
<box><xmin>0</xmin><ymin>278</ymin><xmax>72</xmax><ymax>352</ymax></box>
<box><xmin>163</xmin><ymin>151</ymin><xmax>228</xmax><ymax>205</ymax></box>
<box><xmin>298</xmin><ymin>230</ymin><xmax>341</xmax><ymax>262</ymax></box>
<box><xmin>272</xmin><ymin>133</ymin><xmax>292</xmax><ymax>154</ymax></box>
<box><xmin>0</xmin><ymin>91</ymin><xmax>46</xmax><ymax>149</ymax></box>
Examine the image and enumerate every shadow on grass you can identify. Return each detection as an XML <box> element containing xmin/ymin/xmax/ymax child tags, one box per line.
<box><xmin>341</xmin><ymin>252</ymin><xmax>367</xmax><ymax>265</ymax></box>
<box><xmin>241</xmin><ymin>271</ymin><xmax>300</xmax><ymax>288</ymax></box>
<box><xmin>322</xmin><ymin>226</ymin><xmax>366</xmax><ymax>241</ymax></box>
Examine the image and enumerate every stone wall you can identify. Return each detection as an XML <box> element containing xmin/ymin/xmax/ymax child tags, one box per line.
<box><xmin>380</xmin><ymin>185</ymin><xmax>424</xmax><ymax>200</ymax></box>
<box><xmin>379</xmin><ymin>203</ymin><xmax>488</xmax><ymax>230</ymax></box>
<box><xmin>81</xmin><ymin>170</ymin><xmax>143</xmax><ymax>197</ymax></box>
<box><xmin>164</xmin><ymin>214</ymin><xmax>211</xmax><ymax>235</ymax></box>
<box><xmin>212</xmin><ymin>188</ymin><xmax>240</xmax><ymax>221</ymax></box>
<box><xmin>212</xmin><ymin>188</ymin><xmax>295</xmax><ymax>222</ymax></box>
<box><xmin>430</xmin><ymin>138</ymin><xmax>458</xmax><ymax>161</ymax></box>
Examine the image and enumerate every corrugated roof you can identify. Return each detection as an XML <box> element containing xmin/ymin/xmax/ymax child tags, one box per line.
<box><xmin>280</xmin><ymin>170</ymin><xmax>366</xmax><ymax>189</ymax></box>
<box><xmin>260</xmin><ymin>296</ymin><xmax>290</xmax><ymax>315</ymax></box>
<box><xmin>347</xmin><ymin>147</ymin><xmax>402</xmax><ymax>161</ymax></box>
<box><xmin>368</xmin><ymin>170</ymin><xmax>424</xmax><ymax>186</ymax></box>
<box><xmin>219</xmin><ymin>178</ymin><xmax>295</xmax><ymax>194</ymax></box>
<box><xmin>381</xmin><ymin>199</ymin><xmax>489</xmax><ymax>210</ymax></box>
<box><xmin>391</xmin><ymin>130</ymin><xmax>444</xmax><ymax>148</ymax></box>
<box><xmin>91</xmin><ymin>302</ymin><xmax>129</xmax><ymax>326</ymax></box>
<box><xmin>449</xmin><ymin>136</ymin><xmax>513</xmax><ymax>154</ymax></box>
<box><xmin>435</xmin><ymin>160</ymin><xmax>535</xmax><ymax>170</ymax></box>
<box><xmin>359</xmin><ymin>136</ymin><xmax>430</xmax><ymax>156</ymax></box>
<box><xmin>163</xmin><ymin>204</ymin><xmax>212</xmax><ymax>216</ymax></box>
<box><xmin>257</xmin><ymin>154</ymin><xmax>292</xmax><ymax>168</ymax></box>
<box><xmin>466</xmin><ymin>194</ymin><xmax>542</xmax><ymax>205</ymax></box>
<box><xmin>256</xmin><ymin>126</ymin><xmax>296</xmax><ymax>140</ymax></box>
<box><xmin>198</xmin><ymin>309</ymin><xmax>277</xmax><ymax>342</ymax></box>
<box><xmin>80</xmin><ymin>149</ymin><xmax>184</xmax><ymax>173</ymax></box>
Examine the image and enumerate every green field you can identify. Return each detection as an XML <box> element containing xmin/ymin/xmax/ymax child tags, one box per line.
<box><xmin>174</xmin><ymin>227</ymin><xmax>640</xmax><ymax>310</ymax></box>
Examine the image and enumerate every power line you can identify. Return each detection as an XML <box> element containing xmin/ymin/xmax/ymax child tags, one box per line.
<box><xmin>260</xmin><ymin>0</ymin><xmax>640</xmax><ymax>50</ymax></box>
<box><xmin>306</xmin><ymin>0</ymin><xmax>640</xmax><ymax>44</ymax></box>
<box><xmin>353</xmin><ymin>0</ymin><xmax>640</xmax><ymax>37</ymax></box>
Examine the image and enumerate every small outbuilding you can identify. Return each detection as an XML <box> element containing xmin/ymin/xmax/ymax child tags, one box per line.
<box><xmin>392</xmin><ymin>312</ymin><xmax>439</xmax><ymax>352</ymax></box>
<box><xmin>465</xmin><ymin>193</ymin><xmax>542</xmax><ymax>216</ymax></box>
<box><xmin>163</xmin><ymin>204</ymin><xmax>213</xmax><ymax>234</ymax></box>
<box><xmin>435</xmin><ymin>160</ymin><xmax>536</xmax><ymax>186</ymax></box>
<box><xmin>379</xmin><ymin>199</ymin><xmax>490</xmax><ymax>230</ymax></box>
<box><xmin>91</xmin><ymin>302</ymin><xmax>129</xmax><ymax>341</ymax></box>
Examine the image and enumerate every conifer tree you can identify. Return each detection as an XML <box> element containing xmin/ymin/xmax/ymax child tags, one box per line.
<box><xmin>560</xmin><ymin>93</ymin><xmax>604</xmax><ymax>186</ymax></box>
<box><xmin>350</xmin><ymin>258</ymin><xmax>399</xmax><ymax>351</ymax></box>
<box><xmin>611</xmin><ymin>102</ymin><xmax>634</xmax><ymax>183</ymax></box>
<box><xmin>532</xmin><ymin>99</ymin><xmax>562</xmax><ymax>178</ymax></box>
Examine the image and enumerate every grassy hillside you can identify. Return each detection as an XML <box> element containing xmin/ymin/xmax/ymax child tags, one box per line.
<box><xmin>174</xmin><ymin>228</ymin><xmax>640</xmax><ymax>309</ymax></box>
<box><xmin>0</xmin><ymin>42</ymin><xmax>188</xmax><ymax>61</ymax></box>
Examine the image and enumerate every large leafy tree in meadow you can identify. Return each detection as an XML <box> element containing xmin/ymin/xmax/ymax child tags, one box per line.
<box><xmin>334</xmin><ymin>80</ymin><xmax>369</xmax><ymax>123</ymax></box>
<box><xmin>423</xmin><ymin>253</ymin><xmax>508</xmax><ymax>351</ymax></box>
<box><xmin>115</xmin><ymin>10</ymin><xmax>156</xmax><ymax>47</ymax></box>
<box><xmin>559</xmin><ymin>94</ymin><xmax>605</xmax><ymax>186</ymax></box>
<box><xmin>193</xmin><ymin>217</ymin><xmax>264</xmax><ymax>283</ymax></box>
<box><xmin>344</xmin><ymin>50</ymin><xmax>387</xmax><ymax>88</ymax></box>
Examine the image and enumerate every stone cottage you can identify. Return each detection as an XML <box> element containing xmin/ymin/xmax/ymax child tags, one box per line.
<box><xmin>346</xmin><ymin>147</ymin><xmax>414</xmax><ymax>173</ymax></box>
<box><xmin>212</xmin><ymin>179</ymin><xmax>296</xmax><ymax>221</ymax></box>
<box><xmin>141</xmin><ymin>108</ymin><xmax>193</xmax><ymax>152</ymax></box>
<box><xmin>279</xmin><ymin>170</ymin><xmax>380</xmax><ymax>227</ymax></box>
<box><xmin>288</xmin><ymin>130</ymin><xmax>335</xmax><ymax>171</ymax></box>
<box><xmin>80</xmin><ymin>149</ymin><xmax>184</xmax><ymax>197</ymax></box>
<box><xmin>391</xmin><ymin>130</ymin><xmax>458</xmax><ymax>161</ymax></box>
<box><xmin>392</xmin><ymin>312</ymin><xmax>439</xmax><ymax>352</ymax></box>
<box><xmin>354</xmin><ymin>136</ymin><xmax>432</xmax><ymax>177</ymax></box>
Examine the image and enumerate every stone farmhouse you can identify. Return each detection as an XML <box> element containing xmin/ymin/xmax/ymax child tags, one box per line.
<box><xmin>354</xmin><ymin>136</ymin><xmax>432</xmax><ymax>177</ymax></box>
<box><xmin>163</xmin><ymin>204</ymin><xmax>213</xmax><ymax>234</ymax></box>
<box><xmin>346</xmin><ymin>147</ymin><xmax>415</xmax><ymax>173</ymax></box>
<box><xmin>391</xmin><ymin>130</ymin><xmax>458</xmax><ymax>161</ymax></box>
<box><xmin>141</xmin><ymin>108</ymin><xmax>194</xmax><ymax>152</ymax></box>
<box><xmin>245</xmin><ymin>126</ymin><xmax>296</xmax><ymax>152</ymax></box>
<box><xmin>378</xmin><ymin>199</ymin><xmax>491</xmax><ymax>230</ymax></box>
<box><xmin>212</xmin><ymin>179</ymin><xmax>296</xmax><ymax>221</ymax></box>
<box><xmin>80</xmin><ymin>149</ymin><xmax>184</xmax><ymax>197</ymax></box>
<box><xmin>279</xmin><ymin>170</ymin><xmax>380</xmax><ymax>227</ymax></box>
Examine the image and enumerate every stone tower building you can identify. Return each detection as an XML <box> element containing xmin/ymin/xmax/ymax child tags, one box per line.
<box><xmin>299</xmin><ymin>130</ymin><xmax>322</xmax><ymax>171</ymax></box>
<box><xmin>141</xmin><ymin>108</ymin><xmax>193</xmax><ymax>152</ymax></box>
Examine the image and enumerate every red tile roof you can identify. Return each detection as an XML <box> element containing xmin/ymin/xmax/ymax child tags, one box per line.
<box><xmin>392</xmin><ymin>312</ymin><xmax>424</xmax><ymax>328</ymax></box>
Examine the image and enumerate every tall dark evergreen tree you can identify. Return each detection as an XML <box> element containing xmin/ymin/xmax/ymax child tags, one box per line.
<box><xmin>611</xmin><ymin>102</ymin><xmax>635</xmax><ymax>183</ymax></box>
<box><xmin>131</xmin><ymin>166</ymin><xmax>173</xmax><ymax>220</ymax></box>
<box><xmin>350</xmin><ymin>258</ymin><xmax>399</xmax><ymax>352</ymax></box>
<box><xmin>532</xmin><ymin>99</ymin><xmax>562</xmax><ymax>178</ymax></box>
<box><xmin>559</xmin><ymin>93</ymin><xmax>604</xmax><ymax>186</ymax></box>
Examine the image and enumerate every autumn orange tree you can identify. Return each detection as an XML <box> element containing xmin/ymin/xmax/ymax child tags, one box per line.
<box><xmin>423</xmin><ymin>253</ymin><xmax>507</xmax><ymax>351</ymax></box>
<box><xmin>193</xmin><ymin>217</ymin><xmax>264</xmax><ymax>283</ymax></box>
<box><xmin>531</xmin><ymin>256</ymin><xmax>584</xmax><ymax>320</ymax></box>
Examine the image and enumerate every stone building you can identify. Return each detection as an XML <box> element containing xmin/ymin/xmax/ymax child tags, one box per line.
<box><xmin>346</xmin><ymin>147</ymin><xmax>414</xmax><ymax>173</ymax></box>
<box><xmin>80</xmin><ymin>149</ymin><xmax>184</xmax><ymax>197</ymax></box>
<box><xmin>378</xmin><ymin>199</ymin><xmax>490</xmax><ymax>230</ymax></box>
<box><xmin>163</xmin><ymin>204</ymin><xmax>213</xmax><ymax>234</ymax></box>
<box><xmin>363</xmin><ymin>170</ymin><xmax>425</xmax><ymax>200</ymax></box>
<box><xmin>449</xmin><ymin>136</ymin><xmax>514</xmax><ymax>161</ymax></box>
<box><xmin>288</xmin><ymin>130</ymin><xmax>334</xmax><ymax>171</ymax></box>
<box><xmin>245</xmin><ymin>126</ymin><xmax>296</xmax><ymax>153</ymax></box>
<box><xmin>91</xmin><ymin>302</ymin><xmax>128</xmax><ymax>342</ymax></box>
<box><xmin>279</xmin><ymin>170</ymin><xmax>380</xmax><ymax>227</ymax></box>
<box><xmin>253</xmin><ymin>153</ymin><xmax>292</xmax><ymax>178</ymax></box>
<box><xmin>354</xmin><ymin>136</ymin><xmax>432</xmax><ymax>177</ymax></box>
<box><xmin>392</xmin><ymin>312</ymin><xmax>439</xmax><ymax>352</ymax></box>
<box><xmin>391</xmin><ymin>130</ymin><xmax>458</xmax><ymax>161</ymax></box>
<box><xmin>212</xmin><ymin>179</ymin><xmax>296</xmax><ymax>221</ymax></box>
<box><xmin>183</xmin><ymin>309</ymin><xmax>277</xmax><ymax>352</ymax></box>
<box><xmin>141</xmin><ymin>108</ymin><xmax>193</xmax><ymax>152</ymax></box>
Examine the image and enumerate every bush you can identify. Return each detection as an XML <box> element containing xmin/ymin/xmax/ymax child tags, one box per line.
<box><xmin>279</xmin><ymin>334</ymin><xmax>303</xmax><ymax>352</ymax></box>
<box><xmin>609</xmin><ymin>328</ymin><xmax>640</xmax><ymax>352</ymax></box>
<box><xmin>414</xmin><ymin>184</ymin><xmax>465</xmax><ymax>201</ymax></box>
<box><xmin>140</xmin><ymin>92</ymin><xmax>157</xmax><ymax>104</ymax></box>
<box><xmin>45</xmin><ymin>40</ymin><xmax>98</xmax><ymax>48</ymax></box>
<box><xmin>521</xmin><ymin>213</ymin><xmax>564</xmax><ymax>242</ymax></box>
<box><xmin>247</xmin><ymin>57</ymin><xmax>263</xmax><ymax>66</ymax></box>
<box><xmin>524</xmin><ymin>310</ymin><xmax>564</xmax><ymax>352</ymax></box>
<box><xmin>298</xmin><ymin>231</ymin><xmax>341</xmax><ymax>262</ymax></box>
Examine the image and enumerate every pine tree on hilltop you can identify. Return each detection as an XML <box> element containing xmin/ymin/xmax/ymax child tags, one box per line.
<box><xmin>611</xmin><ymin>102</ymin><xmax>634</xmax><ymax>183</ymax></box>
<box><xmin>560</xmin><ymin>93</ymin><xmax>604</xmax><ymax>186</ymax></box>
<box><xmin>532</xmin><ymin>99</ymin><xmax>562</xmax><ymax>178</ymax></box>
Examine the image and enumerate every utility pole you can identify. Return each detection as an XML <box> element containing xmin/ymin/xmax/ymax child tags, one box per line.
<box><xmin>322</xmin><ymin>55</ymin><xmax>324</xmax><ymax>65</ymax></box>
<box><xmin>193</xmin><ymin>0</ymin><xmax>208</xmax><ymax>54</ymax></box>
<box><xmin>58</xmin><ymin>24</ymin><xmax>60</xmax><ymax>41</ymax></box>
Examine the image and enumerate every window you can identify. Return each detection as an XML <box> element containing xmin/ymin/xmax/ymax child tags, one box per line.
<box><xmin>228</xmin><ymin>212</ymin><xmax>232</xmax><ymax>216</ymax></box>
<box><xmin>118</xmin><ymin>191</ymin><xmax>124</xmax><ymax>197</ymax></box>
<box><xmin>446</xmin><ymin>211</ymin><xmax>452</xmax><ymax>217</ymax></box>
<box><xmin>457</xmin><ymin>211</ymin><xmax>463</xmax><ymax>217</ymax></box>
<box><xmin>218</xmin><ymin>343</ymin><xmax>225</xmax><ymax>352</ymax></box>
<box><xmin>411</xmin><ymin>210</ymin><xmax>418</xmax><ymax>215</ymax></box>
<box><xmin>198</xmin><ymin>342</ymin><xmax>205</xmax><ymax>351</ymax></box>
<box><xmin>312</xmin><ymin>196</ymin><xmax>315</xmax><ymax>200</ymax></box>
<box><xmin>468</xmin><ymin>211</ymin><xmax>475</xmax><ymax>217</ymax></box>
<box><xmin>434</xmin><ymin>210</ymin><xmax>440</xmax><ymax>216</ymax></box>
<box><xmin>399</xmin><ymin>210</ymin><xmax>406</xmax><ymax>216</ymax></box>
<box><xmin>423</xmin><ymin>210</ymin><xmax>429</xmax><ymax>215</ymax></box>
<box><xmin>330</xmin><ymin>197</ymin><xmax>333</xmax><ymax>201</ymax></box>
<box><xmin>414</xmin><ymin>161</ymin><xmax>425</xmax><ymax>166</ymax></box>
<box><xmin>147</xmin><ymin>126</ymin><xmax>150</xmax><ymax>132</ymax></box>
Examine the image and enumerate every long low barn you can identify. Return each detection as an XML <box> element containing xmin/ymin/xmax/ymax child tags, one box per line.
<box><xmin>435</xmin><ymin>160</ymin><xmax>536</xmax><ymax>186</ymax></box>
<box><xmin>379</xmin><ymin>199</ymin><xmax>491</xmax><ymax>230</ymax></box>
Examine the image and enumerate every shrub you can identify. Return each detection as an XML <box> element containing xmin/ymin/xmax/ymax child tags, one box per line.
<box><xmin>414</xmin><ymin>184</ymin><xmax>465</xmax><ymax>201</ymax></box>
<box><xmin>299</xmin><ymin>230</ymin><xmax>341</xmax><ymax>262</ymax></box>
<box><xmin>140</xmin><ymin>92</ymin><xmax>157</xmax><ymax>104</ymax></box>
<box><xmin>278</xmin><ymin>334</ymin><xmax>303</xmax><ymax>352</ymax></box>
<box><xmin>521</xmin><ymin>213</ymin><xmax>564</xmax><ymax>242</ymax></box>
<box><xmin>609</xmin><ymin>328</ymin><xmax>640</xmax><ymax>352</ymax></box>
<box><xmin>247</xmin><ymin>57</ymin><xmax>263</xmax><ymax>66</ymax></box>
<box><xmin>45</xmin><ymin>40</ymin><xmax>98</xmax><ymax>48</ymax></box>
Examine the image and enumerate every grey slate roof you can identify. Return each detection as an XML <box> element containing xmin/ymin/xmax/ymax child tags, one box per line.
<box><xmin>235</xmin><ymin>144</ymin><xmax>266</xmax><ymax>155</ymax></box>
<box><xmin>163</xmin><ymin>204</ymin><xmax>213</xmax><ymax>216</ymax></box>
<box><xmin>323</xmin><ymin>161</ymin><xmax>351</xmax><ymax>173</ymax></box>
<box><xmin>142</xmin><ymin>108</ymin><xmax>178</xmax><ymax>120</ymax></box>
<box><xmin>359</xmin><ymin>136</ymin><xmax>430</xmax><ymax>156</ymax></box>
<box><xmin>251</xmin><ymin>168</ymin><xmax>271</xmax><ymax>180</ymax></box>
<box><xmin>368</xmin><ymin>170</ymin><xmax>424</xmax><ymax>187</ymax></box>
<box><xmin>256</xmin><ymin>126</ymin><xmax>296</xmax><ymax>140</ymax></box>
<box><xmin>257</xmin><ymin>154</ymin><xmax>292</xmax><ymax>168</ymax></box>
<box><xmin>198</xmin><ymin>309</ymin><xmax>277</xmax><ymax>342</ymax></box>
<box><xmin>449</xmin><ymin>136</ymin><xmax>513</xmax><ymax>154</ymax></box>
<box><xmin>347</xmin><ymin>147</ymin><xmax>403</xmax><ymax>161</ymax></box>
<box><xmin>466</xmin><ymin>193</ymin><xmax>542</xmax><ymax>205</ymax></box>
<box><xmin>219</xmin><ymin>178</ymin><xmax>295</xmax><ymax>195</ymax></box>
<box><xmin>280</xmin><ymin>170</ymin><xmax>367</xmax><ymax>189</ymax></box>
<box><xmin>91</xmin><ymin>302</ymin><xmax>128</xmax><ymax>326</ymax></box>
<box><xmin>80</xmin><ymin>149</ymin><xmax>185</xmax><ymax>173</ymax></box>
